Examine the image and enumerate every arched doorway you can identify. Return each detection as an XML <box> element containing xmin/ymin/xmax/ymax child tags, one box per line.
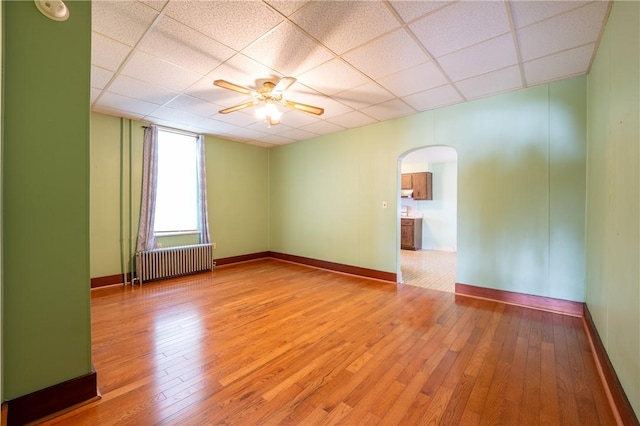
<box><xmin>398</xmin><ymin>146</ymin><xmax>458</xmax><ymax>292</ymax></box>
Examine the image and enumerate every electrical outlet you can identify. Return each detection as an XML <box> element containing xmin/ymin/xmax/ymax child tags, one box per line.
<box><xmin>212</xmin><ymin>242</ymin><xmax>217</xmax><ymax>250</ymax></box>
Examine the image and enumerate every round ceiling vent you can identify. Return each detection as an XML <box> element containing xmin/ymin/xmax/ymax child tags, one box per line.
<box><xmin>34</xmin><ymin>0</ymin><xmax>69</xmax><ymax>21</ymax></box>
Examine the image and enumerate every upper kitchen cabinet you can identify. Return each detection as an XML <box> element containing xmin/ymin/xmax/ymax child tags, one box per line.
<box><xmin>401</xmin><ymin>172</ymin><xmax>432</xmax><ymax>200</ymax></box>
<box><xmin>401</xmin><ymin>174</ymin><xmax>413</xmax><ymax>190</ymax></box>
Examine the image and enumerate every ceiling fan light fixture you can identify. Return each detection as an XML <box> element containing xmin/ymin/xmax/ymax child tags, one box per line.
<box><xmin>256</xmin><ymin>102</ymin><xmax>282</xmax><ymax>127</ymax></box>
<box><xmin>214</xmin><ymin>77</ymin><xmax>323</xmax><ymax>127</ymax></box>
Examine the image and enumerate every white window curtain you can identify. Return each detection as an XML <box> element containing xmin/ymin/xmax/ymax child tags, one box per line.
<box><xmin>136</xmin><ymin>125</ymin><xmax>158</xmax><ymax>252</ymax></box>
<box><xmin>196</xmin><ymin>134</ymin><xmax>211</xmax><ymax>244</ymax></box>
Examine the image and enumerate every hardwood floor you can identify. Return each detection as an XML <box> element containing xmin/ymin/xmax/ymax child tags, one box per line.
<box><xmin>43</xmin><ymin>259</ymin><xmax>615</xmax><ymax>425</ymax></box>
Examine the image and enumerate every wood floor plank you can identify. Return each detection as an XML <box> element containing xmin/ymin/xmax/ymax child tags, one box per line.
<box><xmin>563</xmin><ymin>315</ymin><xmax>608</xmax><ymax>425</ymax></box>
<box><xmin>41</xmin><ymin>259</ymin><xmax>616</xmax><ymax>425</ymax></box>
<box><xmin>379</xmin><ymin>373</ymin><xmax>428</xmax><ymax>425</ymax></box>
<box><xmin>398</xmin><ymin>391</ymin><xmax>432</xmax><ymax>425</ymax></box>
<box><xmin>338</xmin><ymin>363</ymin><xmax>404</xmax><ymax>424</ymax></box>
<box><xmin>419</xmin><ymin>386</ymin><xmax>454</xmax><ymax>424</ymax></box>
<box><xmin>540</xmin><ymin>341</ymin><xmax>561</xmax><ymax>425</ymax></box>
<box><xmin>553</xmin><ymin>313</ymin><xmax>581</xmax><ymax>425</ymax></box>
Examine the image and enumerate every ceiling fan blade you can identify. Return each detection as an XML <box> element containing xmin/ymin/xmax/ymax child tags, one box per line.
<box><xmin>213</xmin><ymin>79</ymin><xmax>254</xmax><ymax>96</ymax></box>
<box><xmin>219</xmin><ymin>100</ymin><xmax>259</xmax><ymax>114</ymax></box>
<box><xmin>272</xmin><ymin>77</ymin><xmax>297</xmax><ymax>96</ymax></box>
<box><xmin>283</xmin><ymin>100</ymin><xmax>324</xmax><ymax>116</ymax></box>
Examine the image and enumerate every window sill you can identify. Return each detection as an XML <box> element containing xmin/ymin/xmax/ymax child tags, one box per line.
<box><xmin>154</xmin><ymin>231</ymin><xmax>199</xmax><ymax>237</ymax></box>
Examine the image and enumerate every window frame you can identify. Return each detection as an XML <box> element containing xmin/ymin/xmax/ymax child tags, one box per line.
<box><xmin>152</xmin><ymin>128</ymin><xmax>201</xmax><ymax>236</ymax></box>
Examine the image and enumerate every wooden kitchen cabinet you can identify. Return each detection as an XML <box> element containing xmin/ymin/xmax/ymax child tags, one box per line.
<box><xmin>401</xmin><ymin>172</ymin><xmax>432</xmax><ymax>200</ymax></box>
<box><xmin>401</xmin><ymin>218</ymin><xmax>422</xmax><ymax>250</ymax></box>
<box><xmin>401</xmin><ymin>174</ymin><xmax>413</xmax><ymax>190</ymax></box>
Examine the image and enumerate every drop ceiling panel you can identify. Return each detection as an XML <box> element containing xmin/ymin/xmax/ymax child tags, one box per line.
<box><xmin>328</xmin><ymin>111</ymin><xmax>378</xmax><ymax>129</ymax></box>
<box><xmin>265</xmin><ymin>1</ymin><xmax>309</xmax><ymax>17</ymax></box>
<box><xmin>277</xmin><ymin>110</ymin><xmax>323</xmax><ymax>128</ymax></box>
<box><xmin>524</xmin><ymin>44</ymin><xmax>594</xmax><ymax>86</ymax></box>
<box><xmin>149</xmin><ymin>117</ymin><xmax>202</xmax><ymax>133</ymax></box>
<box><xmin>100</xmin><ymin>92</ymin><xmax>160</xmax><ymax>116</ymax></box>
<box><xmin>109</xmin><ymin>75</ymin><xmax>179</xmax><ymax>105</ymax></box>
<box><xmin>141</xmin><ymin>0</ymin><xmax>169</xmax><ymax>12</ymax></box>
<box><xmin>438</xmin><ymin>33</ymin><xmax>518</xmax><ymax>82</ymax></box>
<box><xmin>518</xmin><ymin>1</ymin><xmax>609</xmax><ymax>62</ymax></box>
<box><xmin>183</xmin><ymin>78</ymin><xmax>231</xmax><ymax>105</ymax></box>
<box><xmin>227</xmin><ymin>127</ymin><xmax>272</xmax><ymax>141</ymax></box>
<box><xmin>91</xmin><ymin>66</ymin><xmax>114</xmax><ymax>90</ymax></box>
<box><xmin>91</xmin><ymin>88</ymin><xmax>102</xmax><ymax>103</ymax></box>
<box><xmin>297</xmin><ymin>59</ymin><xmax>369</xmax><ymax>96</ymax></box>
<box><xmin>261</xmin><ymin>134</ymin><xmax>296</xmax><ymax>145</ymax></box>
<box><xmin>207</xmin><ymin>54</ymin><xmax>283</xmax><ymax>90</ymax></box>
<box><xmin>91</xmin><ymin>0</ymin><xmax>611</xmax><ymax>147</ymax></box>
<box><xmin>511</xmin><ymin>1</ymin><xmax>591</xmax><ymax>29</ymax></box>
<box><xmin>211</xmin><ymin>110</ymin><xmax>260</xmax><ymax>127</ymax></box>
<box><xmin>244</xmin><ymin>140</ymin><xmax>277</xmax><ymax>148</ymax></box>
<box><xmin>195</xmin><ymin>118</ymin><xmax>241</xmax><ymax>135</ymax></box>
<box><xmin>361</xmin><ymin>99</ymin><xmax>416</xmax><ymax>121</ymax></box>
<box><xmin>164</xmin><ymin>1</ymin><xmax>284</xmax><ymax>51</ymax></box>
<box><xmin>164</xmin><ymin>95</ymin><xmax>221</xmax><ymax>118</ymax></box>
<box><xmin>91</xmin><ymin>33</ymin><xmax>131</xmax><ymax>72</ymax></box>
<box><xmin>335</xmin><ymin>82</ymin><xmax>395</xmax><ymax>110</ymax></box>
<box><xmin>410</xmin><ymin>1</ymin><xmax>511</xmax><ymax>58</ymax></box>
<box><xmin>92</xmin><ymin>1</ymin><xmax>159</xmax><ymax>47</ymax></box>
<box><xmin>140</xmin><ymin>1</ymin><xmax>168</xmax><ymax>12</ymax></box>
<box><xmin>93</xmin><ymin>104</ymin><xmax>145</xmax><ymax>121</ymax></box>
<box><xmin>277</xmin><ymin>128</ymin><xmax>320</xmax><ymax>141</ymax></box>
<box><xmin>301</xmin><ymin>121</ymin><xmax>345</xmax><ymax>135</ymax></box>
<box><xmin>241</xmin><ymin>22</ymin><xmax>333</xmax><ymax>76</ymax></box>
<box><xmin>342</xmin><ymin>29</ymin><xmax>429</xmax><ymax>79</ymax></box>
<box><xmin>377</xmin><ymin>62</ymin><xmax>448</xmax><ymax>97</ymax></box>
<box><xmin>402</xmin><ymin>84</ymin><xmax>464</xmax><ymax>111</ymax></box>
<box><xmin>388</xmin><ymin>1</ymin><xmax>454</xmax><ymax>23</ymax></box>
<box><xmin>148</xmin><ymin>106</ymin><xmax>207</xmax><ymax>127</ymax></box>
<box><xmin>455</xmin><ymin>66</ymin><xmax>523</xmax><ymax>100</ymax></box>
<box><xmin>139</xmin><ymin>16</ymin><xmax>235</xmax><ymax>75</ymax></box>
<box><xmin>121</xmin><ymin>51</ymin><xmax>203</xmax><ymax>92</ymax></box>
<box><xmin>290</xmin><ymin>1</ymin><xmax>400</xmax><ymax>54</ymax></box>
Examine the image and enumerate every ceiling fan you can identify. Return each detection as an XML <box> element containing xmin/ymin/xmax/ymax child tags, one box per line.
<box><xmin>213</xmin><ymin>77</ymin><xmax>324</xmax><ymax>127</ymax></box>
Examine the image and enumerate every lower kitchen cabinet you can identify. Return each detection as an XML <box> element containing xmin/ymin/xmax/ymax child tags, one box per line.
<box><xmin>401</xmin><ymin>218</ymin><xmax>422</xmax><ymax>250</ymax></box>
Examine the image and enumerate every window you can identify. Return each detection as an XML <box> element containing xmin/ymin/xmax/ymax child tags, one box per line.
<box><xmin>154</xmin><ymin>129</ymin><xmax>199</xmax><ymax>234</ymax></box>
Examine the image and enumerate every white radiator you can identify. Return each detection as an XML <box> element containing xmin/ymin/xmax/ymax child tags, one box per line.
<box><xmin>135</xmin><ymin>244</ymin><xmax>213</xmax><ymax>284</ymax></box>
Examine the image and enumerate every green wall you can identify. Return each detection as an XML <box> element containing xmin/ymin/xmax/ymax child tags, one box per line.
<box><xmin>3</xmin><ymin>1</ymin><xmax>92</xmax><ymax>399</ymax></box>
<box><xmin>89</xmin><ymin>112</ymin><xmax>270</xmax><ymax>279</ymax></box>
<box><xmin>90</xmin><ymin>114</ymin><xmax>142</xmax><ymax>280</ymax></box>
<box><xmin>270</xmin><ymin>77</ymin><xmax>587</xmax><ymax>302</ymax></box>
<box><xmin>586</xmin><ymin>0</ymin><xmax>640</xmax><ymax>415</ymax></box>
<box><xmin>206</xmin><ymin>137</ymin><xmax>269</xmax><ymax>258</ymax></box>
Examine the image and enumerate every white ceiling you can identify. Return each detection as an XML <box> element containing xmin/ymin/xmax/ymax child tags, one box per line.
<box><xmin>91</xmin><ymin>0</ymin><xmax>611</xmax><ymax>148</ymax></box>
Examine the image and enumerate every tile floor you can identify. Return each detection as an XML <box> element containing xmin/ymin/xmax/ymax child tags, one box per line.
<box><xmin>400</xmin><ymin>249</ymin><xmax>456</xmax><ymax>293</ymax></box>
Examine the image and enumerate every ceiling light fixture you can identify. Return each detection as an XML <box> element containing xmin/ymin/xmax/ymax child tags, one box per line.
<box><xmin>34</xmin><ymin>0</ymin><xmax>70</xmax><ymax>21</ymax></box>
<box><xmin>213</xmin><ymin>77</ymin><xmax>324</xmax><ymax>128</ymax></box>
<box><xmin>255</xmin><ymin>101</ymin><xmax>282</xmax><ymax>128</ymax></box>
